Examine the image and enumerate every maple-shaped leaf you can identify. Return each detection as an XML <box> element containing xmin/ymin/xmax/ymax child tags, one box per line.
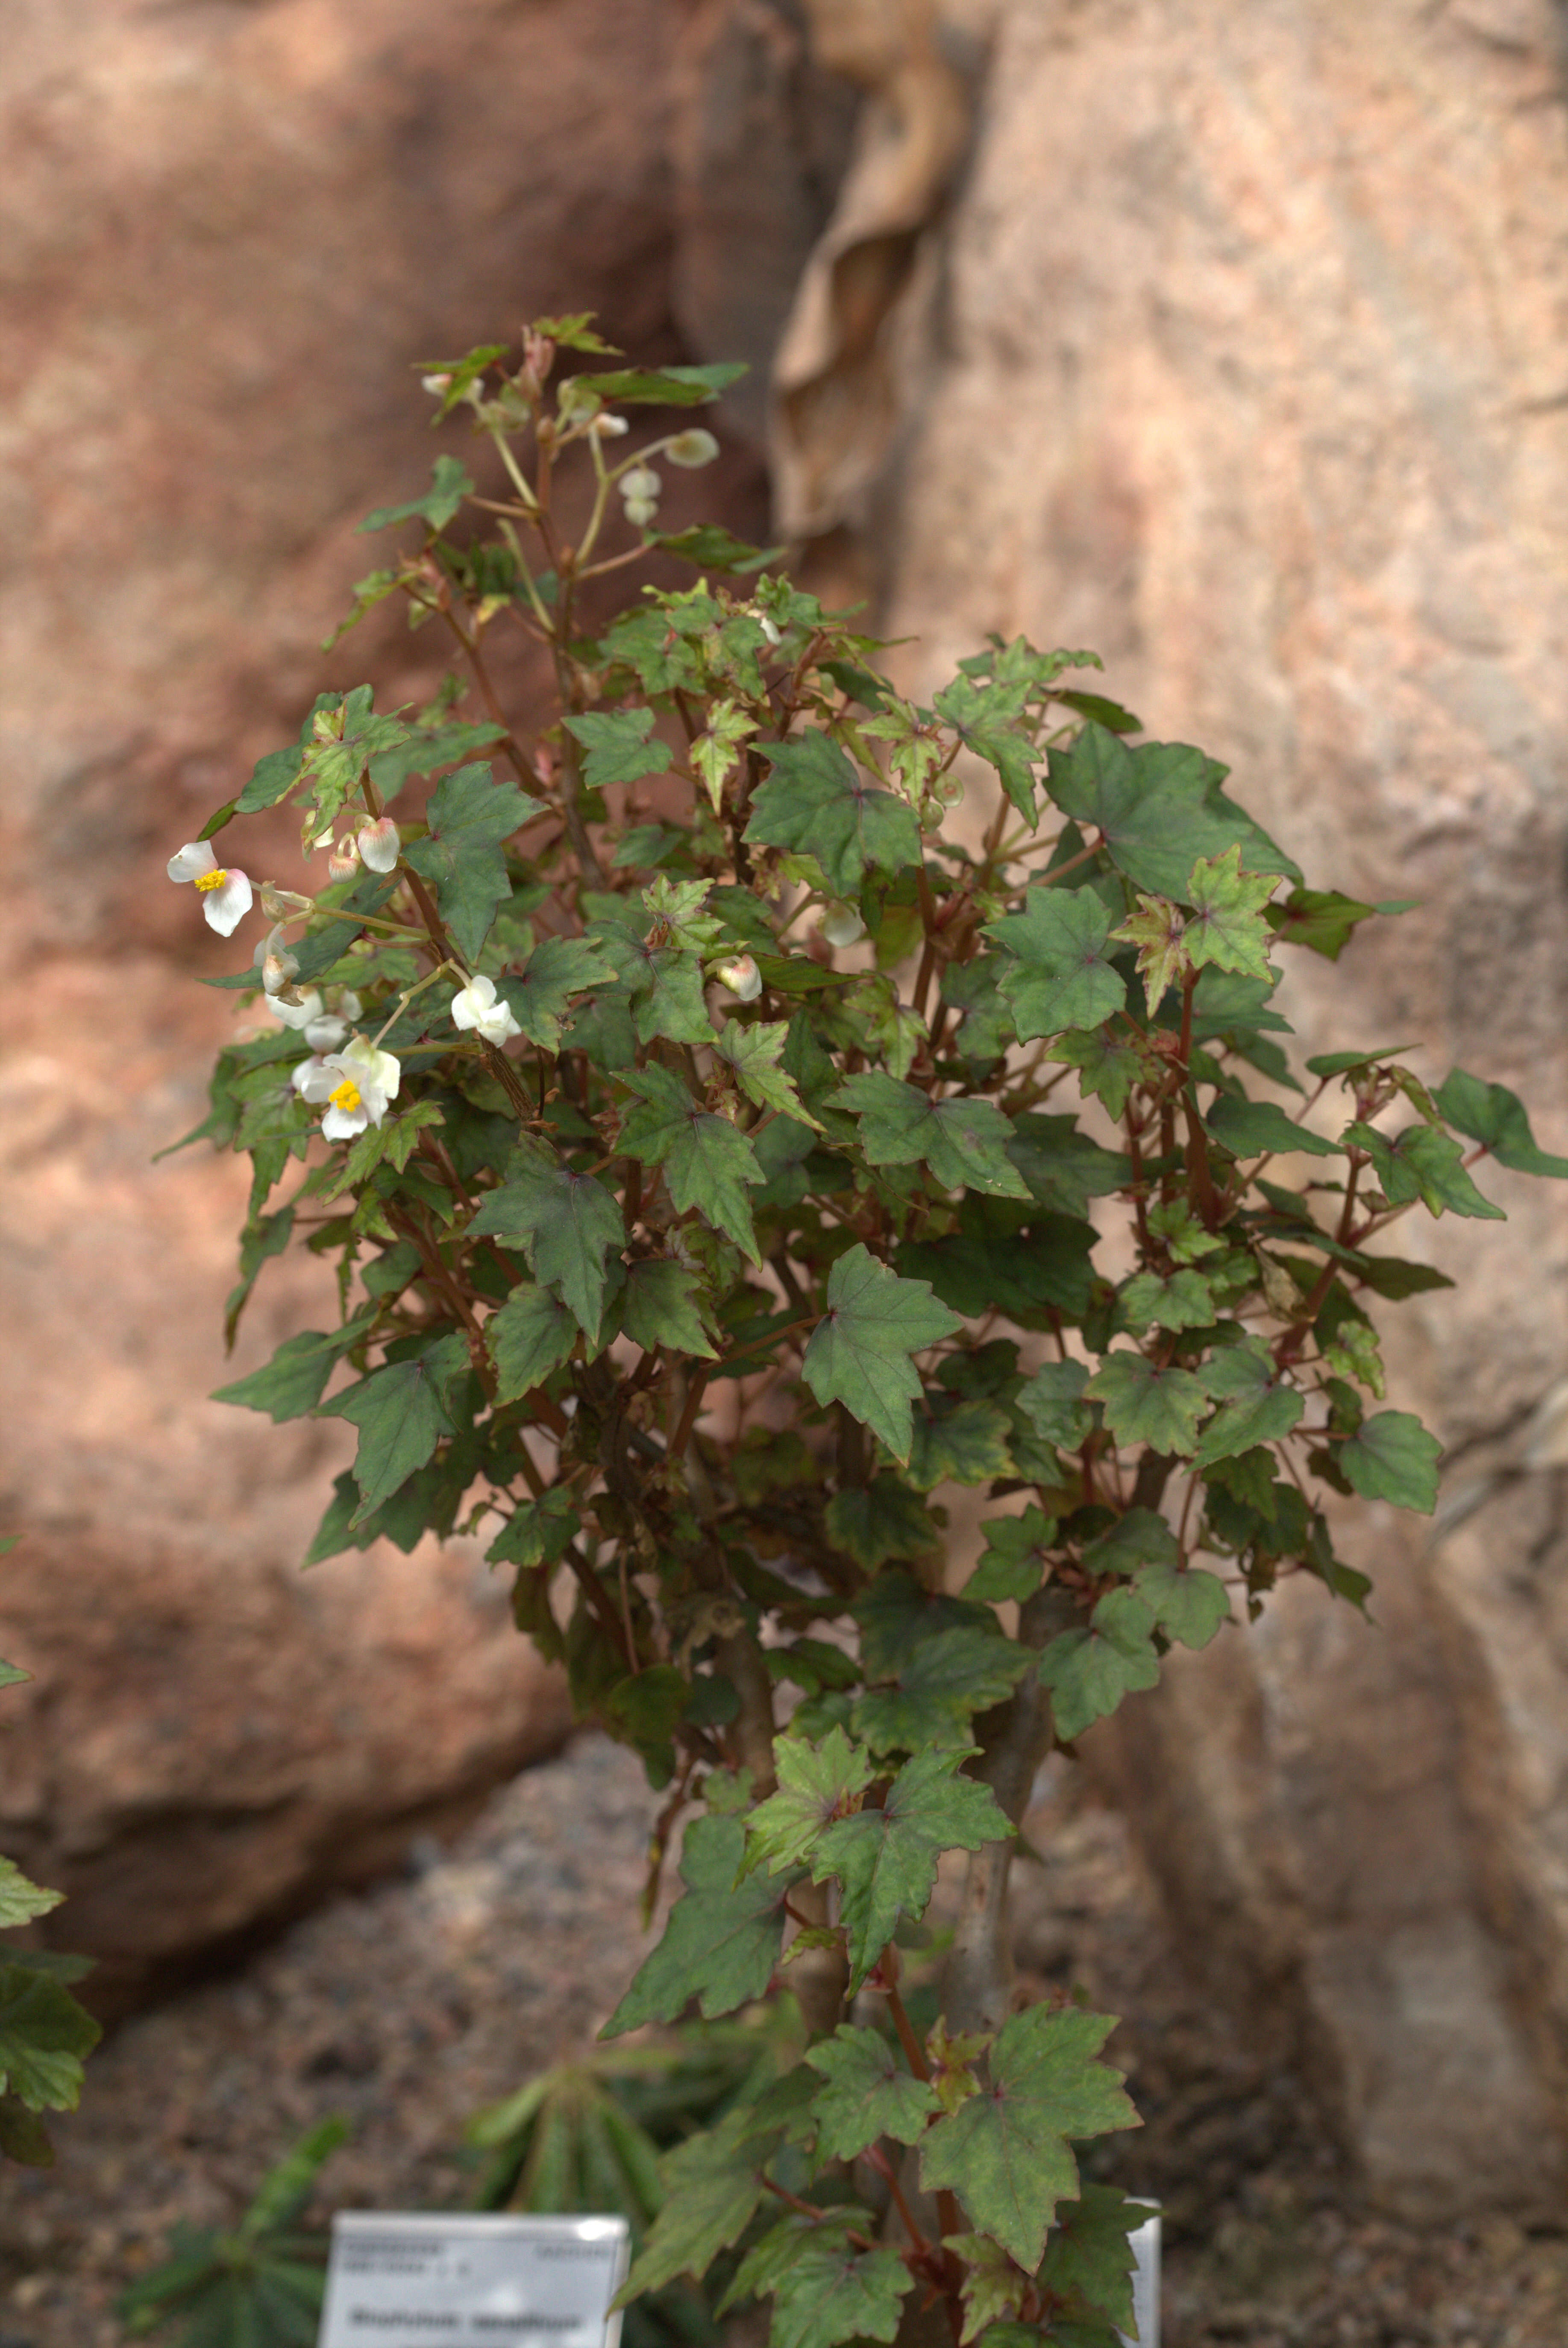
<box><xmin>1346</xmin><ymin>1122</ymin><xmax>1505</xmax><ymax>1221</ymax></box>
<box><xmin>730</xmin><ymin>2217</ymin><xmax>911</xmax><ymax>2348</ymax></box>
<box><xmin>1182</xmin><ymin>844</ymin><xmax>1278</xmax><ymax>977</ymax></box>
<box><xmin>1015</xmin><ymin>1361</ymin><xmax>1093</xmax><ymax>1452</ymax></box>
<box><xmin>907</xmin><ymin>1397</ymin><xmax>1015</xmax><ymax>1491</ymax></box>
<box><xmin>813</xmin><ymin>1746</ymin><xmax>1012</xmax><ymax>1990</ymax></box>
<box><xmin>1045</xmin><ymin>722</ymin><xmax>1299</xmax><ymax>898</ymax></box>
<box><xmin>856</xmin><ymin>1570</ymin><xmax>995</xmax><ymax>1677</ymax></box>
<box><xmin>1339</xmin><ymin>1409</ymin><xmax>1442</xmax><ymax>1514</ymax></box>
<box><xmin>619</xmin><ymin>1064</ymin><xmax>763</xmax><ymax>1262</ymax></box>
<box><xmin>1038</xmin><ymin>1591</ymin><xmax>1160</xmax><ymax>1742</ymax></box>
<box><xmin>1266</xmin><ymin>885</ymin><xmax>1381</xmax><ymax>960</ymax></box>
<box><xmin>617</xmin><ymin>2101</ymin><xmax>787</xmax><ymax>2298</ymax></box>
<box><xmin>802</xmin><ymin>1245</ymin><xmax>962</xmax><ymax>1464</ymax></box>
<box><xmin>470</xmin><ymin>1154</ymin><xmax>625</xmax><ymax>1339</ymax></box>
<box><xmin>933</xmin><ymin>672</ymin><xmax>1041</xmax><ymax>821</ymax></box>
<box><xmin>617</xmin><ymin>1258</ymin><xmax>718</xmax><ymax>1359</ymax></box>
<box><xmin>832</xmin><ymin>1073</ymin><xmax>1029</xmax><ymax>1198</ymax></box>
<box><xmin>692</xmin><ymin>700</ymin><xmax>758</xmax><ymax>812</ymax></box>
<box><xmin>986</xmin><ymin>888</ymin><xmax>1127</xmax><ymax>1038</ymax></box>
<box><xmin>744</xmin><ymin>1727</ymin><xmax>873</xmax><ymax>1877</ymax></box>
<box><xmin>1205</xmin><ymin>1093</ymin><xmax>1342</xmax><ymax>1161</ymax></box>
<box><xmin>713</xmin><ymin>1019</ymin><xmax>818</xmax><ymax>1125</ymax></box>
<box><xmin>402</xmin><ymin>763</ymin><xmax>543</xmax><ymax>962</ymax></box>
<box><xmin>805</xmin><ymin>2024</ymin><xmax>939</xmax><ymax>2160</ymax></box>
<box><xmin>967</xmin><ymin>1505</ymin><xmax>1057</xmax><ymax>1603</ymax></box>
<box><xmin>1085</xmin><ymin>1351</ymin><xmax>1211</xmax><ymax>1457</ymax></box>
<box><xmin>919</xmin><ymin>2004</ymin><xmax>1138</xmax><ymax>2268</ymax></box>
<box><xmin>500</xmin><ymin>936</ymin><xmax>616</xmax><ymax>1052</ymax></box>
<box><xmin>1192</xmin><ymin>1335</ymin><xmax>1303</xmax><ymax>1465</ymax></box>
<box><xmin>943</xmin><ymin>2233</ymin><xmax>1029</xmax><ymax>2344</ymax></box>
<box><xmin>563</xmin><ymin>707</ymin><xmax>675</xmax><ymax>791</ymax></box>
<box><xmin>316</xmin><ymin>1331</ymin><xmax>468</xmax><ymax>1522</ymax></box>
<box><xmin>212</xmin><ymin>1312</ymin><xmax>376</xmax><ymax>1422</ymax></box>
<box><xmin>644</xmin><ymin>873</ymin><xmax>726</xmax><ymax>953</ymax></box>
<box><xmin>1034</xmin><ymin>2184</ymin><xmax>1146</xmax><ymax>2339</ymax></box>
<box><xmin>1434</xmin><ymin>1068</ymin><xmax>1568</xmax><ymax>1179</ymax></box>
<box><xmin>0</xmin><ymin>1861</ymin><xmax>60</xmax><ymax>1933</ymax></box>
<box><xmin>1117</xmin><ymin>1267</ymin><xmax>1214</xmax><ymax>1334</ymax></box>
<box><xmin>928</xmin><ymin>2017</ymin><xmax>990</xmax><ymax>2116</ymax></box>
<box><xmin>853</xmin><ymin>1625</ymin><xmax>1033</xmax><ymax>1755</ymax></box>
<box><xmin>601</xmin><ymin>1814</ymin><xmax>797</xmax><ymax>2036</ymax></box>
<box><xmin>1046</xmin><ymin>1028</ymin><xmax>1149</xmax><ymax>1119</ymax></box>
<box><xmin>1111</xmin><ymin>893</ymin><xmax>1190</xmax><ymax>1016</ymax></box>
<box><xmin>824</xmin><ymin>1473</ymin><xmax>942</xmax><ymax>1570</ymax></box>
<box><xmin>485</xmin><ymin>1486</ymin><xmax>576</xmax><ymax>1571</ymax></box>
<box><xmin>487</xmin><ymin>1282</ymin><xmax>578</xmax><ymax>1401</ymax></box>
<box><xmin>746</xmin><ymin>730</ymin><xmax>922</xmax><ymax>898</ymax></box>
<box><xmin>358</xmin><ymin>452</ymin><xmax>475</xmax><ymax>534</ymax></box>
<box><xmin>0</xmin><ymin>1965</ymin><xmax>102</xmax><ymax>2115</ymax></box>
<box><xmin>1133</xmin><ymin>1561</ymin><xmax>1230</xmax><ymax>1647</ymax></box>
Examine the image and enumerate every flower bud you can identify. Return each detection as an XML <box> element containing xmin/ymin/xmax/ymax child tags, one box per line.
<box><xmin>420</xmin><ymin>373</ymin><xmax>452</xmax><ymax>397</ymax></box>
<box><xmin>328</xmin><ymin>835</ymin><xmax>361</xmax><ymax>882</ymax></box>
<box><xmin>664</xmin><ymin>428</ymin><xmax>719</xmax><ymax>469</ymax></box>
<box><xmin>624</xmin><ymin>497</ymin><xmax>658</xmax><ymax>528</ymax></box>
<box><xmin>259</xmin><ymin>882</ymin><xmax>312</xmax><ymax>920</ymax></box>
<box><xmin>591</xmin><ymin>412</ymin><xmax>630</xmax><ymax>437</ymax></box>
<box><xmin>758</xmin><ymin>615</ymin><xmax>783</xmax><ymax>646</ymax></box>
<box><xmin>356</xmin><ymin>815</ymin><xmax>401</xmax><ymax>873</ymax></box>
<box><xmin>619</xmin><ymin>464</ymin><xmax>661</xmax><ymax>503</ymax></box>
<box><xmin>716</xmin><ymin>954</ymin><xmax>762</xmax><ymax>1002</ymax></box>
<box><xmin>823</xmin><ymin>905</ymin><xmax>865</xmax><ymax>948</ymax></box>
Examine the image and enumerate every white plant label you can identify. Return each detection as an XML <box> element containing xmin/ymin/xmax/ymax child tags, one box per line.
<box><xmin>317</xmin><ymin>2214</ymin><xmax>631</xmax><ymax>2348</ymax></box>
<box><xmin>1118</xmin><ymin>2206</ymin><xmax>1161</xmax><ymax>2348</ymax></box>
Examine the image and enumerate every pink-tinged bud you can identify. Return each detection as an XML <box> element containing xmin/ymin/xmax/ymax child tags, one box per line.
<box><xmin>716</xmin><ymin>954</ymin><xmax>763</xmax><ymax>1002</ymax></box>
<box><xmin>420</xmin><ymin>373</ymin><xmax>452</xmax><ymax>397</ymax></box>
<box><xmin>591</xmin><ymin>412</ymin><xmax>630</xmax><ymax>437</ymax></box>
<box><xmin>328</xmin><ymin>835</ymin><xmax>361</xmax><ymax>882</ymax></box>
<box><xmin>357</xmin><ymin>815</ymin><xmax>400</xmax><ymax>873</ymax></box>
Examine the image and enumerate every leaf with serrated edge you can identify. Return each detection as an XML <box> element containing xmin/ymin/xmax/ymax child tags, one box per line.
<box><xmin>1085</xmin><ymin>1351</ymin><xmax>1210</xmax><ymax>1457</ymax></box>
<box><xmin>316</xmin><ymin>1332</ymin><xmax>467</xmax><ymax>1522</ymax></box>
<box><xmin>746</xmin><ymin>731</ymin><xmax>922</xmax><ymax>898</ymax></box>
<box><xmin>470</xmin><ymin>1159</ymin><xmax>625</xmax><ymax>1338</ymax></box>
<box><xmin>713</xmin><ymin>1020</ymin><xmax>818</xmax><ymax>1126</ymax></box>
<box><xmin>1340</xmin><ymin>1410</ymin><xmax>1442</xmax><ymax>1514</ymax></box>
<box><xmin>488</xmin><ymin>1284</ymin><xmax>578</xmax><ymax>1401</ymax></box>
<box><xmin>0</xmin><ymin>1965</ymin><xmax>101</xmax><ymax>2113</ymax></box>
<box><xmin>0</xmin><ymin>1861</ymin><xmax>61</xmax><ymax>1932</ymax></box>
<box><xmin>1434</xmin><ymin>1068</ymin><xmax>1568</xmax><ymax>1179</ymax></box>
<box><xmin>402</xmin><ymin>763</ymin><xmax>543</xmax><ymax>962</ymax></box>
<box><xmin>805</xmin><ymin>2024</ymin><xmax>939</xmax><ymax>2160</ymax></box>
<box><xmin>1133</xmin><ymin>1562</ymin><xmax>1230</xmax><ymax>1647</ymax></box>
<box><xmin>854</xmin><ymin>1626</ymin><xmax>1033</xmax><ymax>1755</ymax></box>
<box><xmin>614</xmin><ymin>2110</ymin><xmax>772</xmax><ymax>2298</ymax></box>
<box><xmin>967</xmin><ymin>1507</ymin><xmax>1056</xmax><ymax>1603</ymax></box>
<box><xmin>501</xmin><ymin>937</ymin><xmax>615</xmax><ymax>1053</ymax></box>
<box><xmin>563</xmin><ymin>708</ymin><xmax>674</xmax><ymax>792</ymax></box>
<box><xmin>1038</xmin><ymin>1594</ymin><xmax>1160</xmax><ymax>1743</ymax></box>
<box><xmin>619</xmin><ymin>1065</ymin><xmax>763</xmax><ymax>1263</ymax></box>
<box><xmin>802</xmin><ymin>1245</ymin><xmax>962</xmax><ymax>1465</ymax></box>
<box><xmin>919</xmin><ymin>2004</ymin><xmax>1138</xmax><ymax>2268</ymax></box>
<box><xmin>832</xmin><ymin>1073</ymin><xmax>1029</xmax><ymax>1199</ymax></box>
<box><xmin>744</xmin><ymin>1728</ymin><xmax>873</xmax><ymax>1878</ymax></box>
<box><xmin>987</xmin><ymin>888</ymin><xmax>1127</xmax><ymax>1038</ymax></box>
<box><xmin>813</xmin><ymin>1746</ymin><xmax>1011</xmax><ymax>1990</ymax></box>
<box><xmin>1183</xmin><ymin>844</ymin><xmax>1278</xmax><ymax>975</ymax></box>
<box><xmin>601</xmin><ymin>1814</ymin><xmax>796</xmax><ymax>2034</ymax></box>
<box><xmin>1034</xmin><ymin>2184</ymin><xmax>1146</xmax><ymax>2339</ymax></box>
<box><xmin>618</xmin><ymin>1259</ymin><xmax>718</xmax><ymax>1359</ymax></box>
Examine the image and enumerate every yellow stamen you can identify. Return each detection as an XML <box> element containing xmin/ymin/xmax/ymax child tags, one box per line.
<box><xmin>193</xmin><ymin>867</ymin><xmax>228</xmax><ymax>892</ymax></box>
<box><xmin>329</xmin><ymin>1079</ymin><xmax>363</xmax><ymax>1115</ymax></box>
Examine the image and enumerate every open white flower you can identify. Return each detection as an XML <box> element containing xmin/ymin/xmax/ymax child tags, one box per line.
<box><xmin>450</xmin><ymin>974</ymin><xmax>522</xmax><ymax>1045</ymax></box>
<box><xmin>356</xmin><ymin>815</ymin><xmax>400</xmax><ymax>873</ymax></box>
<box><xmin>167</xmin><ymin>842</ymin><xmax>254</xmax><ymax>936</ymax></box>
<box><xmin>267</xmin><ymin>986</ymin><xmax>325</xmax><ymax>1032</ymax></box>
<box><xmin>716</xmin><ymin>954</ymin><xmax>763</xmax><ymax>1003</ymax></box>
<box><xmin>294</xmin><ymin>1036</ymin><xmax>401</xmax><ymax>1142</ymax></box>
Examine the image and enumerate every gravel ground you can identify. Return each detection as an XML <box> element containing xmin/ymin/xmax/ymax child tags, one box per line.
<box><xmin>4</xmin><ymin>1734</ymin><xmax>1566</xmax><ymax>2348</ymax></box>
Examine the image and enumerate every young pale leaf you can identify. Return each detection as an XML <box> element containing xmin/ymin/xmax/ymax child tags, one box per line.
<box><xmin>470</xmin><ymin>1159</ymin><xmax>625</xmax><ymax>1339</ymax></box>
<box><xmin>919</xmin><ymin>2004</ymin><xmax>1137</xmax><ymax>2268</ymax></box>
<box><xmin>1085</xmin><ymin>1352</ymin><xmax>1211</xmax><ymax>1458</ymax></box>
<box><xmin>1111</xmin><ymin>893</ymin><xmax>1190</xmax><ymax>1015</ymax></box>
<box><xmin>619</xmin><ymin>1065</ymin><xmax>763</xmax><ymax>1263</ymax></box>
<box><xmin>563</xmin><ymin>709</ymin><xmax>675</xmax><ymax>792</ymax></box>
<box><xmin>933</xmin><ymin>673</ymin><xmax>1041</xmax><ymax>821</ymax></box>
<box><xmin>0</xmin><ymin>1861</ymin><xmax>61</xmax><ymax>1931</ymax></box>
<box><xmin>746</xmin><ymin>731</ymin><xmax>922</xmax><ymax>898</ymax></box>
<box><xmin>317</xmin><ymin>1332</ymin><xmax>468</xmax><ymax>1522</ymax></box>
<box><xmin>1346</xmin><ymin>1122</ymin><xmax>1505</xmax><ymax>1221</ymax></box>
<box><xmin>986</xmin><ymin>888</ymin><xmax>1127</xmax><ymax>1038</ymax></box>
<box><xmin>1182</xmin><ymin>844</ymin><xmax>1278</xmax><ymax>975</ymax></box>
<box><xmin>802</xmin><ymin>1245</ymin><xmax>963</xmax><ymax>1465</ymax></box>
<box><xmin>1433</xmin><ymin>1068</ymin><xmax>1568</xmax><ymax>1180</ymax></box>
<box><xmin>600</xmin><ymin>1816</ymin><xmax>796</xmax><ymax>2035</ymax></box>
<box><xmin>617</xmin><ymin>1259</ymin><xmax>718</xmax><ymax>1359</ymax></box>
<box><xmin>712</xmin><ymin>1021</ymin><xmax>817</xmax><ymax>1126</ymax></box>
<box><xmin>744</xmin><ymin>1727</ymin><xmax>874</xmax><ymax>1877</ymax></box>
<box><xmin>402</xmin><ymin>764</ymin><xmax>543</xmax><ymax>963</ymax></box>
<box><xmin>831</xmin><ymin>1074</ymin><xmax>1029</xmax><ymax>1199</ymax></box>
<box><xmin>805</xmin><ymin>2025</ymin><xmax>939</xmax><ymax>2160</ymax></box>
<box><xmin>1339</xmin><ymin>1410</ymin><xmax>1442</xmax><ymax>1514</ymax></box>
<box><xmin>0</xmin><ymin>1964</ymin><xmax>101</xmax><ymax>2113</ymax></box>
<box><xmin>813</xmin><ymin>1746</ymin><xmax>1012</xmax><ymax>1991</ymax></box>
<box><xmin>487</xmin><ymin>1284</ymin><xmax>579</xmax><ymax>1401</ymax></box>
<box><xmin>943</xmin><ymin>2234</ymin><xmax>1028</xmax><ymax>2345</ymax></box>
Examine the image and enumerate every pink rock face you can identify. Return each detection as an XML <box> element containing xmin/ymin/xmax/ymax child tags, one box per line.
<box><xmin>868</xmin><ymin>0</ymin><xmax>1568</xmax><ymax>2216</ymax></box>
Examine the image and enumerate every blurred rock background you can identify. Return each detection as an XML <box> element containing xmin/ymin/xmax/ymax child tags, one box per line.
<box><xmin>4</xmin><ymin>0</ymin><xmax>1568</xmax><ymax>2265</ymax></box>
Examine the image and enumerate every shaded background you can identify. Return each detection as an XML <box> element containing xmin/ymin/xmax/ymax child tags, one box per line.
<box><xmin>5</xmin><ymin>0</ymin><xmax>1568</xmax><ymax>2335</ymax></box>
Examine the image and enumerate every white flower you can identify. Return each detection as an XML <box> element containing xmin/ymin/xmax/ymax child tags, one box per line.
<box><xmin>304</xmin><ymin>1007</ymin><xmax>352</xmax><ymax>1052</ymax></box>
<box><xmin>267</xmin><ymin>986</ymin><xmax>325</xmax><ymax>1032</ymax></box>
<box><xmin>450</xmin><ymin>974</ymin><xmax>522</xmax><ymax>1045</ymax></box>
<box><xmin>421</xmin><ymin>373</ymin><xmax>452</xmax><ymax>397</ymax></box>
<box><xmin>665</xmin><ymin>429</ymin><xmax>719</xmax><ymax>469</ymax></box>
<box><xmin>591</xmin><ymin>412</ymin><xmax>629</xmax><ymax>437</ymax></box>
<box><xmin>822</xmin><ymin>905</ymin><xmax>865</xmax><ymax>948</ymax></box>
<box><xmin>328</xmin><ymin>834</ymin><xmax>361</xmax><ymax>881</ymax></box>
<box><xmin>357</xmin><ymin>815</ymin><xmax>400</xmax><ymax>873</ymax></box>
<box><xmin>295</xmin><ymin>1036</ymin><xmax>401</xmax><ymax>1142</ymax></box>
<box><xmin>716</xmin><ymin>954</ymin><xmax>763</xmax><ymax>1003</ymax></box>
<box><xmin>167</xmin><ymin>842</ymin><xmax>254</xmax><ymax>936</ymax></box>
<box><xmin>253</xmin><ymin>923</ymin><xmax>300</xmax><ymax>995</ymax></box>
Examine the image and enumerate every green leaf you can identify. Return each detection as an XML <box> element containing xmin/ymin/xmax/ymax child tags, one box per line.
<box><xmin>563</xmin><ymin>709</ymin><xmax>675</xmax><ymax>791</ymax></box>
<box><xmin>1267</xmin><ymin>886</ymin><xmax>1380</xmax><ymax>960</ymax></box>
<box><xmin>1206</xmin><ymin>1095</ymin><xmax>1342</xmax><ymax>1160</ymax></box>
<box><xmin>486</xmin><ymin>1486</ymin><xmax>576</xmax><ymax>1573</ymax></box>
<box><xmin>470</xmin><ymin>1156</ymin><xmax>626</xmax><ymax>1339</ymax></box>
<box><xmin>487</xmin><ymin>1283</ymin><xmax>579</xmax><ymax>1401</ymax></box>
<box><xmin>1434</xmin><ymin>1068</ymin><xmax>1568</xmax><ymax>1180</ymax></box>
<box><xmin>907</xmin><ymin>1398</ymin><xmax>1016</xmax><ymax>1491</ymax></box>
<box><xmin>824</xmin><ymin>1473</ymin><xmax>941</xmax><ymax>1570</ymax></box>
<box><xmin>359</xmin><ymin>453</ymin><xmax>474</xmax><ymax>533</ymax></box>
<box><xmin>1112</xmin><ymin>894</ymin><xmax>1190</xmax><ymax>1015</ymax></box>
<box><xmin>746</xmin><ymin>731</ymin><xmax>922</xmax><ymax>898</ymax></box>
<box><xmin>619</xmin><ymin>1065</ymin><xmax>763</xmax><ymax>1263</ymax></box>
<box><xmin>1117</xmin><ymin>1268</ymin><xmax>1214</xmax><ymax>1334</ymax></box>
<box><xmin>617</xmin><ymin>1259</ymin><xmax>718</xmax><ymax>1359</ymax></box>
<box><xmin>967</xmin><ymin>1507</ymin><xmax>1057</xmax><ymax>1602</ymax></box>
<box><xmin>802</xmin><ymin>1246</ymin><xmax>963</xmax><ymax>1465</ymax></box>
<box><xmin>212</xmin><ymin>1318</ymin><xmax>374</xmax><ymax>1423</ymax></box>
<box><xmin>0</xmin><ymin>1860</ymin><xmax>61</xmax><ymax>1931</ymax></box>
<box><xmin>933</xmin><ymin>674</ymin><xmax>1041</xmax><ymax>821</ymax></box>
<box><xmin>616</xmin><ymin>2108</ymin><xmax>772</xmax><ymax>2297</ymax></box>
<box><xmin>1192</xmin><ymin>1336</ymin><xmax>1304</xmax><ymax>1464</ymax></box>
<box><xmin>0</xmin><ymin>1964</ymin><xmax>101</xmax><ymax>2113</ymax></box>
<box><xmin>1045</xmin><ymin>1027</ymin><xmax>1148</xmax><ymax>1121</ymax></box>
<box><xmin>987</xmin><ymin>888</ymin><xmax>1127</xmax><ymax>1038</ymax></box>
<box><xmin>316</xmin><ymin>1332</ymin><xmax>467</xmax><ymax>1523</ymax></box>
<box><xmin>813</xmin><ymin>1747</ymin><xmax>1012</xmax><ymax>1991</ymax></box>
<box><xmin>369</xmin><ymin>718</ymin><xmax>508</xmax><ymax>796</ymax></box>
<box><xmin>1015</xmin><ymin>1361</ymin><xmax>1092</xmax><ymax>1451</ymax></box>
<box><xmin>402</xmin><ymin>763</ymin><xmax>543</xmax><ymax>962</ymax></box>
<box><xmin>832</xmin><ymin>1073</ymin><xmax>1029</xmax><ymax>1199</ymax></box>
<box><xmin>712</xmin><ymin>1020</ymin><xmax>816</xmax><ymax>1125</ymax></box>
<box><xmin>1182</xmin><ymin>844</ymin><xmax>1278</xmax><ymax>976</ymax></box>
<box><xmin>1346</xmin><ymin>1121</ymin><xmax>1505</xmax><ymax>1221</ymax></box>
<box><xmin>501</xmin><ymin>936</ymin><xmax>616</xmax><ymax>1052</ymax></box>
<box><xmin>1038</xmin><ymin>1594</ymin><xmax>1160</xmax><ymax>1743</ymax></box>
<box><xmin>1054</xmin><ymin>688</ymin><xmax>1142</xmax><ymax>731</ymax></box>
<box><xmin>578</xmin><ymin>361</ymin><xmax>746</xmax><ymax>406</ymax></box>
<box><xmin>653</xmin><ymin>523</ymin><xmax>781</xmax><ymax>575</ymax></box>
<box><xmin>853</xmin><ymin>1626</ymin><xmax>1033</xmax><ymax>1755</ymax></box>
<box><xmin>745</xmin><ymin>1728</ymin><xmax>875</xmax><ymax>1877</ymax></box>
<box><xmin>804</xmin><ymin>2025</ymin><xmax>939</xmax><ymax>2160</ymax></box>
<box><xmin>920</xmin><ymin>2003</ymin><xmax>1137</xmax><ymax>2268</ymax></box>
<box><xmin>533</xmin><ymin>313</ymin><xmax>622</xmax><ymax>353</ymax></box>
<box><xmin>1085</xmin><ymin>1352</ymin><xmax>1211</xmax><ymax>1457</ymax></box>
<box><xmin>763</xmin><ymin>2226</ymin><xmax>911</xmax><ymax>2348</ymax></box>
<box><xmin>1339</xmin><ymin>1410</ymin><xmax>1442</xmax><ymax>1514</ymax></box>
<box><xmin>601</xmin><ymin>1815</ymin><xmax>796</xmax><ymax>2035</ymax></box>
<box><xmin>235</xmin><ymin>744</ymin><xmax>304</xmax><ymax>815</ymax></box>
<box><xmin>1034</xmin><ymin>2184</ymin><xmax>1146</xmax><ymax>2339</ymax></box>
<box><xmin>1133</xmin><ymin>1561</ymin><xmax>1230</xmax><ymax>1647</ymax></box>
<box><xmin>1046</xmin><ymin>724</ymin><xmax>1300</xmax><ymax>897</ymax></box>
